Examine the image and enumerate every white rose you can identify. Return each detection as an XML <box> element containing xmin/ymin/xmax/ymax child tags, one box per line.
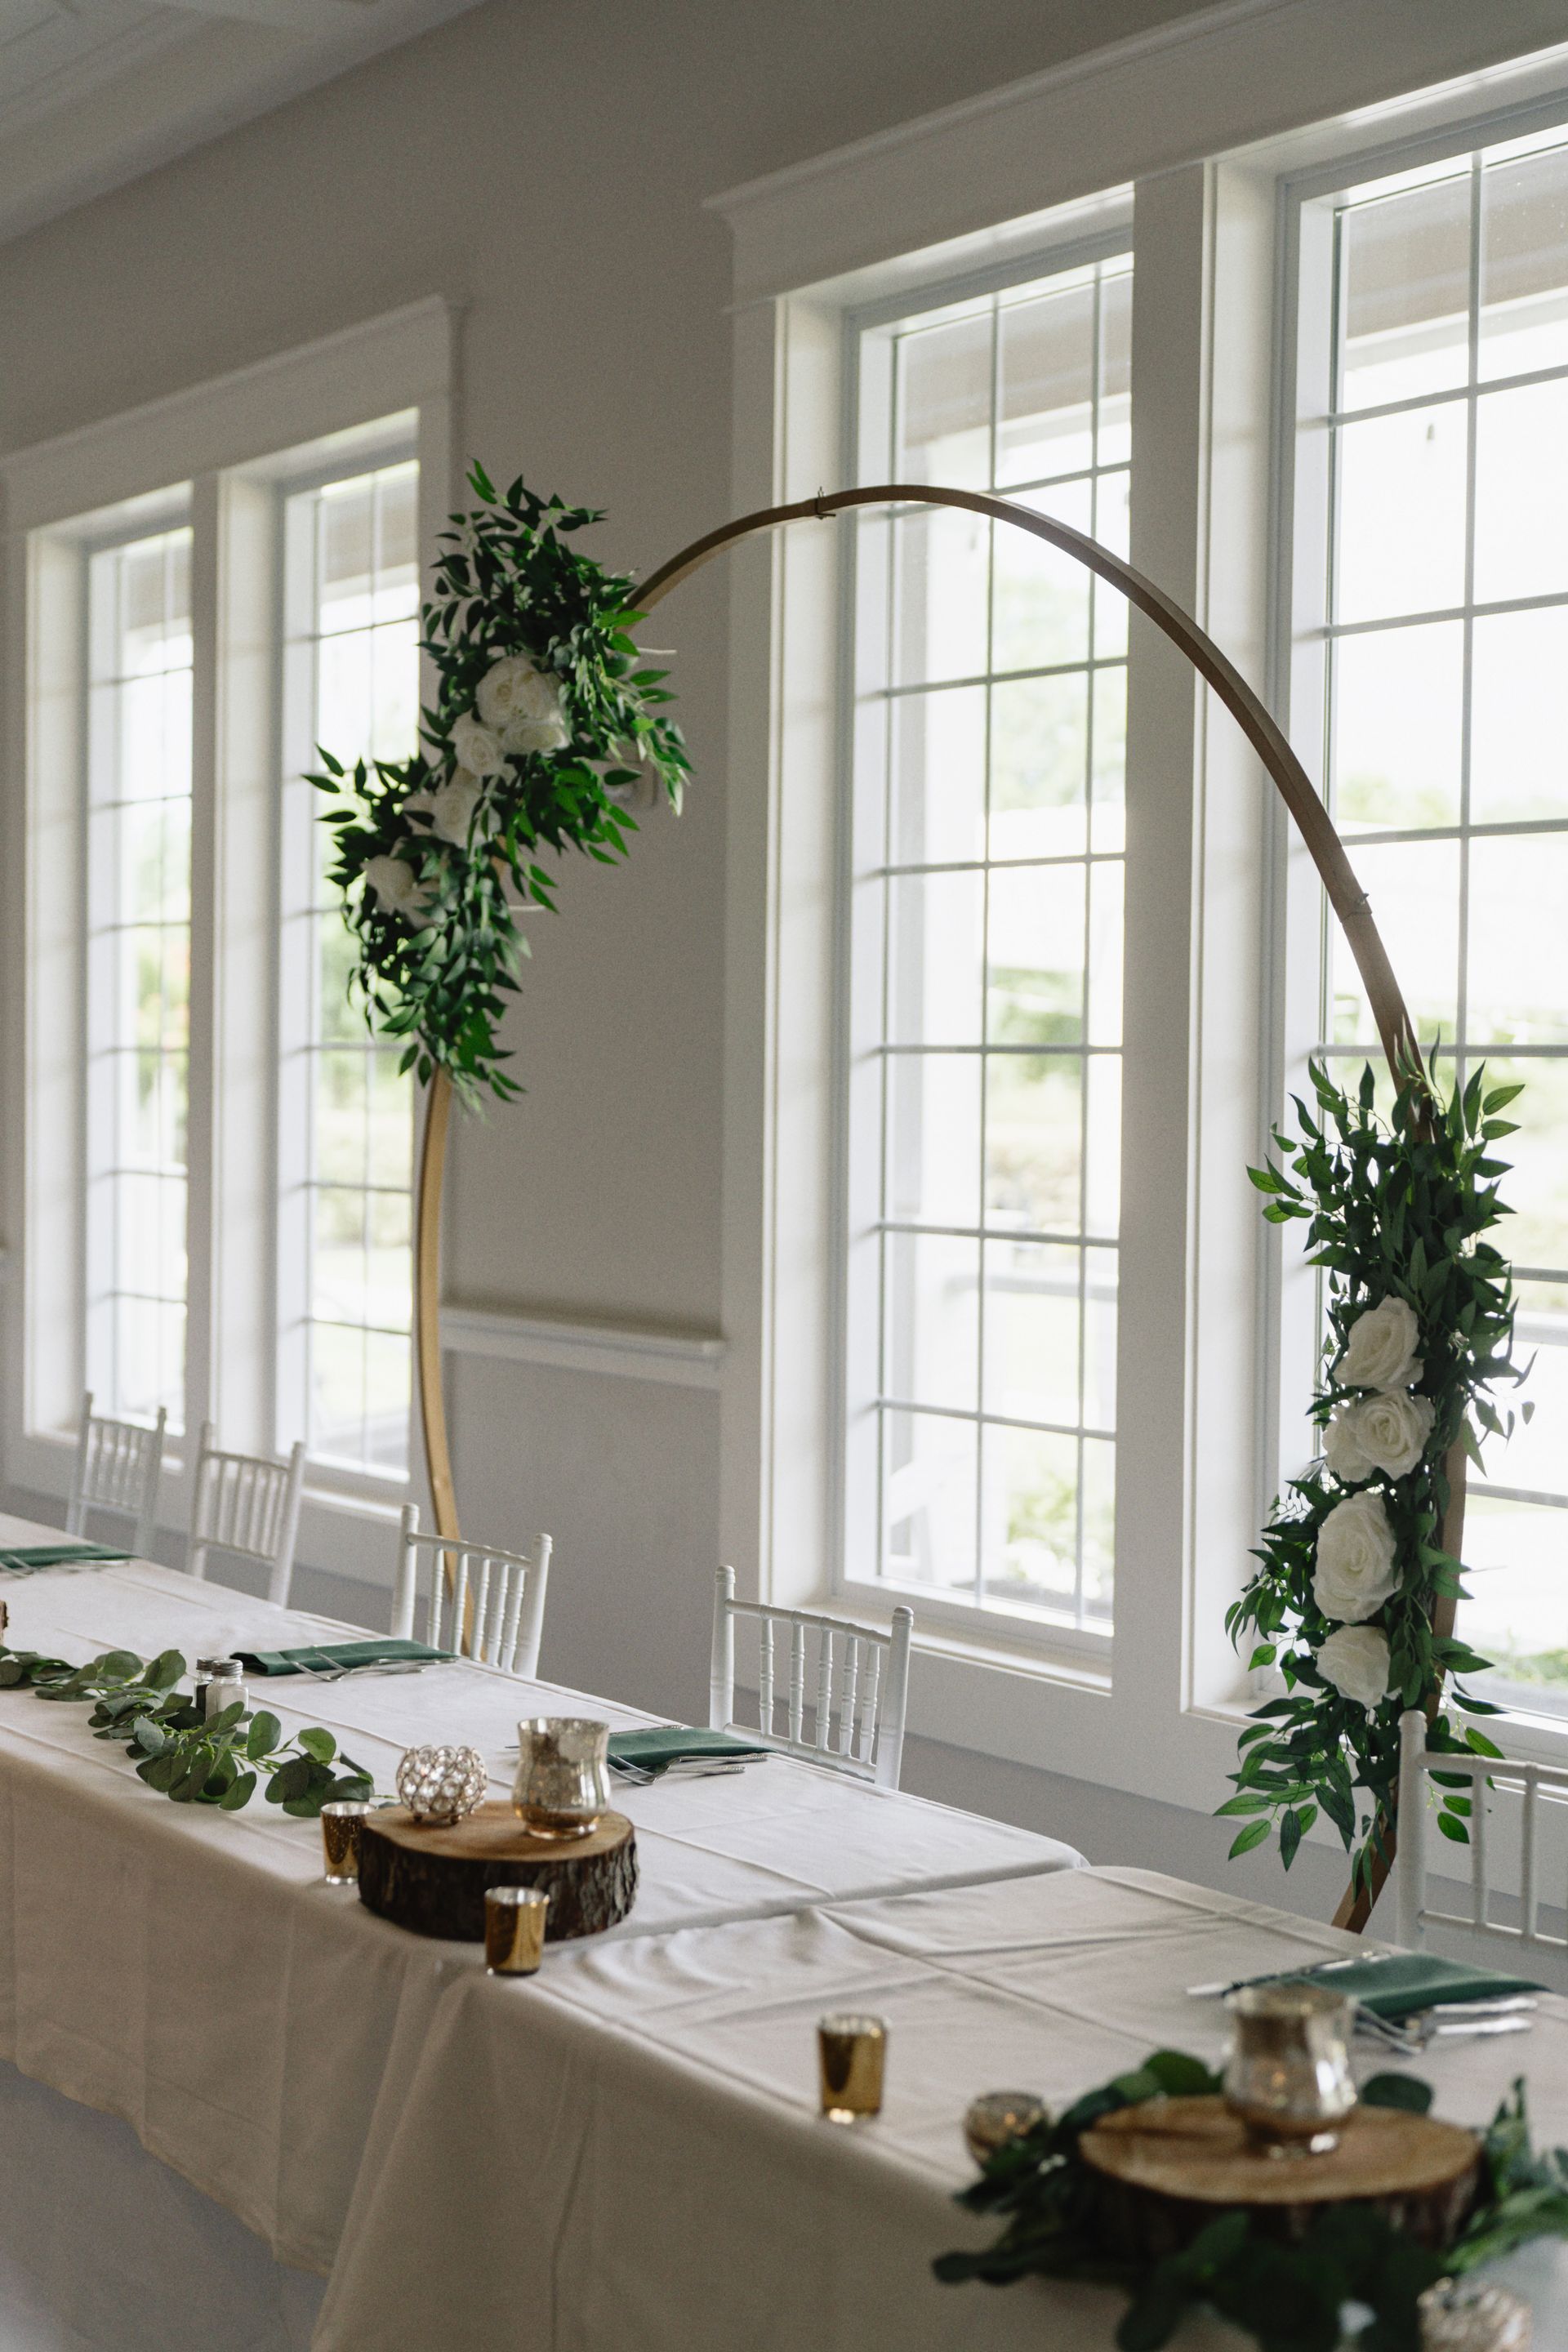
<box><xmin>452</xmin><ymin>712</ymin><xmax>506</xmax><ymax>777</ymax></box>
<box><xmin>1346</xmin><ymin>1389</ymin><xmax>1435</xmax><ymax>1481</ymax></box>
<box><xmin>427</xmin><ymin>768</ymin><xmax>489</xmax><ymax>848</ymax></box>
<box><xmin>1316</xmin><ymin>1624</ymin><xmax>1391</xmax><ymax>1714</ymax></box>
<box><xmin>1323</xmin><ymin>1405</ymin><xmax>1373</xmax><ymax>1486</ymax></box>
<box><xmin>476</xmin><ymin>653</ymin><xmax>564</xmax><ymax>733</ymax></box>
<box><xmin>501</xmin><ymin>712</ymin><xmax>570</xmax><ymax>757</ymax></box>
<box><xmin>1335</xmin><ymin>1296</ymin><xmax>1423</xmax><ymax>1394</ymax></box>
<box><xmin>1312</xmin><ymin>1490</ymin><xmax>1399</xmax><ymax>1623</ymax></box>
<box><xmin>363</xmin><ymin>851</ymin><xmax>433</xmax><ymax>920</ymax></box>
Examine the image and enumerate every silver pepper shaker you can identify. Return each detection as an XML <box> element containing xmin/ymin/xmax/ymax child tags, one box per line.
<box><xmin>196</xmin><ymin>1657</ymin><xmax>247</xmax><ymax>1720</ymax></box>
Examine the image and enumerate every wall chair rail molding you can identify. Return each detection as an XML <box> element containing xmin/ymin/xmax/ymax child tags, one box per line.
<box><xmin>440</xmin><ymin>1307</ymin><xmax>725</xmax><ymax>1392</ymax></box>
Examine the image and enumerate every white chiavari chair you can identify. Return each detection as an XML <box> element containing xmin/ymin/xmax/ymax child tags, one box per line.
<box><xmin>708</xmin><ymin>1565</ymin><xmax>914</xmax><ymax>1789</ymax></box>
<box><xmin>391</xmin><ymin>1504</ymin><xmax>552</xmax><ymax>1677</ymax></box>
<box><xmin>1396</xmin><ymin>1706</ymin><xmax>1568</xmax><ymax>1971</ymax></box>
<box><xmin>66</xmin><ymin>1392</ymin><xmax>167</xmax><ymax>1560</ymax></box>
<box><xmin>187</xmin><ymin>1426</ymin><xmax>306</xmax><ymax>1606</ymax></box>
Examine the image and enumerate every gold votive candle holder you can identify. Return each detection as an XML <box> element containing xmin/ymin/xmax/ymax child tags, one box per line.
<box><xmin>818</xmin><ymin>2012</ymin><xmax>887</xmax><ymax>2123</ymax></box>
<box><xmin>485</xmin><ymin>1884</ymin><xmax>550</xmax><ymax>1976</ymax></box>
<box><xmin>320</xmin><ymin>1801</ymin><xmax>371</xmax><ymax>1885</ymax></box>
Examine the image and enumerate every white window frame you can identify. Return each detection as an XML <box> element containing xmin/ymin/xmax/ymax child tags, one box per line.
<box><xmin>708</xmin><ymin>0</ymin><xmax>1568</xmax><ymax>1819</ymax></box>
<box><xmin>1267</xmin><ymin>84</ymin><xmax>1568</xmax><ymax>1740</ymax></box>
<box><xmin>835</xmin><ymin>228</ymin><xmax>1135</xmax><ymax>1660</ymax></box>
<box><xmin>0</xmin><ymin>301</ymin><xmax>453</xmax><ymax>1584</ymax></box>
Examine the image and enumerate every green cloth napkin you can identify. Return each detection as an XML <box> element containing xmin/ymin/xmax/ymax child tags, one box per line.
<box><xmin>1272</xmin><ymin>1952</ymin><xmax>1544</xmax><ymax>2020</ymax></box>
<box><xmin>0</xmin><ymin>1543</ymin><xmax>131</xmax><ymax>1573</ymax></box>
<box><xmin>234</xmin><ymin>1637</ymin><xmax>454</xmax><ymax>1677</ymax></box>
<box><xmin>608</xmin><ymin>1726</ymin><xmax>773</xmax><ymax>1776</ymax></box>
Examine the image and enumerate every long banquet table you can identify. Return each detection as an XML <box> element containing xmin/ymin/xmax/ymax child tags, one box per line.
<box><xmin>4</xmin><ymin>1517</ymin><xmax>1566</xmax><ymax>2351</ymax></box>
<box><xmin>0</xmin><ymin>1515</ymin><xmax>1078</xmax><ymax>2343</ymax></box>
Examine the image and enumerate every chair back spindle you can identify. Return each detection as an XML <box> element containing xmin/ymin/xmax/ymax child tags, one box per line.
<box><xmin>392</xmin><ymin>1506</ymin><xmax>552</xmax><ymax>1679</ymax></box>
<box><xmin>1395</xmin><ymin>1708</ymin><xmax>1568</xmax><ymax>1968</ymax></box>
<box><xmin>708</xmin><ymin>1566</ymin><xmax>914</xmax><ymax>1789</ymax></box>
<box><xmin>67</xmin><ymin>1393</ymin><xmax>167</xmax><ymax>1561</ymax></box>
<box><xmin>187</xmin><ymin>1427</ymin><xmax>306</xmax><ymax>1606</ymax></box>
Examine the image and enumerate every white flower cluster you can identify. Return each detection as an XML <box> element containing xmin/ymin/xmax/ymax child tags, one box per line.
<box><xmin>1310</xmin><ymin>1295</ymin><xmax>1432</xmax><ymax>1715</ymax></box>
<box><xmin>364</xmin><ymin>655</ymin><xmax>570</xmax><ymax>918</ymax></box>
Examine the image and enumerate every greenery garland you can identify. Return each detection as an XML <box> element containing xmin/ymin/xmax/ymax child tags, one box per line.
<box><xmin>1223</xmin><ymin>1061</ymin><xmax>1529</xmax><ymax>1896</ymax></box>
<box><xmin>936</xmin><ymin>2049</ymin><xmax>1568</xmax><ymax>2352</ymax></box>
<box><xmin>310</xmin><ymin>465</ymin><xmax>689</xmax><ymax>1109</ymax></box>
<box><xmin>0</xmin><ymin>1643</ymin><xmax>373</xmax><ymax>1815</ymax></box>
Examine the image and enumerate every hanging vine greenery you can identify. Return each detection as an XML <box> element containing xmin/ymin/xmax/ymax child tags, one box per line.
<box><xmin>309</xmin><ymin>465</ymin><xmax>689</xmax><ymax>1110</ymax></box>
<box><xmin>1223</xmin><ymin>1060</ymin><xmax>1530</xmax><ymax>1899</ymax></box>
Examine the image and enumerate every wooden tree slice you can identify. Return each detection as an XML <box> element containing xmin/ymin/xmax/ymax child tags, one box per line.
<box><xmin>357</xmin><ymin>1801</ymin><xmax>637</xmax><ymax>1943</ymax></box>
<box><xmin>1082</xmin><ymin>2097</ymin><xmax>1479</xmax><ymax>2259</ymax></box>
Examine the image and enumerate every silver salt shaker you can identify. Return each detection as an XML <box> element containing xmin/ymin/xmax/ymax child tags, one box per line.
<box><xmin>196</xmin><ymin>1657</ymin><xmax>248</xmax><ymax>1720</ymax></box>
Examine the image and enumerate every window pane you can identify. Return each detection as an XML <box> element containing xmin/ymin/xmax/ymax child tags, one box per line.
<box><xmin>896</xmin><ymin>310</ymin><xmax>991</xmax><ymax>490</ymax></box>
<box><xmin>1330</xmin><ymin>621</ymin><xmax>1463</xmax><ymax>834</ymax></box>
<box><xmin>882</xmin><ymin>1408</ymin><xmax>977</xmax><ymax>1592</ymax></box>
<box><xmin>997</xmin><ymin>276</ymin><xmax>1094</xmax><ymax>487</ymax></box>
<box><xmin>884</xmin><ymin>1054</ymin><xmax>982</xmax><ymax>1229</ymax></box>
<box><xmin>1334</xmin><ymin>405</ymin><xmax>1467</xmax><ymax>622</ymax></box>
<box><xmin>1480</xmin><ymin>143</ymin><xmax>1568</xmax><ymax>381</ymax></box>
<box><xmin>884</xmin><ymin>1230</ymin><xmax>979</xmax><ymax>1413</ymax></box>
<box><xmin>853</xmin><ymin>251</ymin><xmax>1127</xmax><ymax>1633</ymax></box>
<box><xmin>1471</xmin><ymin>608</ymin><xmax>1568</xmax><ymax>824</ymax></box>
<box><xmin>1473</xmin><ymin>377</ymin><xmax>1568</xmax><ymax>603</ymax></box>
<box><xmin>1339</xmin><ymin>172</ymin><xmax>1471</xmax><ymax>410</ymax></box>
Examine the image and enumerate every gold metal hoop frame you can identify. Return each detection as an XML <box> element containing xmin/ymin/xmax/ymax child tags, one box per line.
<box><xmin>414</xmin><ymin>483</ymin><xmax>1462</xmax><ymax>1930</ymax></box>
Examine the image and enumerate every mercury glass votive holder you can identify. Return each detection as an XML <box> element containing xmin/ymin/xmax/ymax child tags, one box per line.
<box><xmin>484</xmin><ymin>1885</ymin><xmax>550</xmax><ymax>1976</ymax></box>
<box><xmin>512</xmin><ymin>1718</ymin><xmax>612</xmax><ymax>1841</ymax></box>
<box><xmin>817</xmin><ymin>2013</ymin><xmax>887</xmax><ymax>2123</ymax></box>
<box><xmin>963</xmin><ymin>2091</ymin><xmax>1049</xmax><ymax>2165</ymax></box>
<box><xmin>1223</xmin><ymin>1981</ymin><xmax>1357</xmax><ymax>2156</ymax></box>
<box><xmin>320</xmin><ymin>1802</ymin><xmax>371</xmax><ymax>1885</ymax></box>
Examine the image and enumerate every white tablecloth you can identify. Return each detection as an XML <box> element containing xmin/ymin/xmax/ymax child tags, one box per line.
<box><xmin>317</xmin><ymin>1866</ymin><xmax>1568</xmax><ymax>2352</ymax></box>
<box><xmin>0</xmin><ymin>1523</ymin><xmax>1080</xmax><ymax>2297</ymax></box>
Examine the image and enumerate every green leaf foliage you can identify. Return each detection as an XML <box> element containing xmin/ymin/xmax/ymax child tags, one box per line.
<box><xmin>1223</xmin><ymin>1061</ymin><xmax>1526</xmax><ymax>1887</ymax></box>
<box><xmin>0</xmin><ymin>1642</ymin><xmax>377</xmax><ymax>1819</ymax></box>
<box><xmin>307</xmin><ymin>467</ymin><xmax>692</xmax><ymax>1109</ymax></box>
<box><xmin>937</xmin><ymin>2055</ymin><xmax>1568</xmax><ymax>2350</ymax></box>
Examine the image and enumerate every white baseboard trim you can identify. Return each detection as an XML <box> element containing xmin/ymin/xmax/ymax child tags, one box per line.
<box><xmin>440</xmin><ymin>1303</ymin><xmax>726</xmax><ymax>1391</ymax></box>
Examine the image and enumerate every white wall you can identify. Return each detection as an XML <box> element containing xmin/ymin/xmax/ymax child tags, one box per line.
<box><xmin>0</xmin><ymin>0</ymin><xmax>1358</xmax><ymax>1918</ymax></box>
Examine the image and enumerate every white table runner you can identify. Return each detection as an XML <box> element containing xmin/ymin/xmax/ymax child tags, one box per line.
<box><xmin>316</xmin><ymin>1867</ymin><xmax>1568</xmax><ymax>2352</ymax></box>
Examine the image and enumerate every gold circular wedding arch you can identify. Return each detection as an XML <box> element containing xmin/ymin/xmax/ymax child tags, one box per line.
<box><xmin>413</xmin><ymin>483</ymin><xmax>1463</xmax><ymax>1931</ymax></box>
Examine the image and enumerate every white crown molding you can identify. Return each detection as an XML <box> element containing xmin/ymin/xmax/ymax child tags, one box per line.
<box><xmin>1</xmin><ymin>294</ymin><xmax>453</xmax><ymax>530</ymax></box>
<box><xmin>709</xmin><ymin>0</ymin><xmax>1568</xmax><ymax>302</ymax></box>
<box><xmin>442</xmin><ymin>1305</ymin><xmax>727</xmax><ymax>1392</ymax></box>
<box><xmin>0</xmin><ymin>0</ymin><xmax>487</xmax><ymax>248</ymax></box>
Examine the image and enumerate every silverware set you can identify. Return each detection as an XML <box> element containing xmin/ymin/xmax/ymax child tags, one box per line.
<box><xmin>608</xmin><ymin>1758</ymin><xmax>750</xmax><ymax>1787</ymax></box>
<box><xmin>288</xmin><ymin>1659</ymin><xmax>432</xmax><ymax>1685</ymax></box>
<box><xmin>1352</xmin><ymin>1997</ymin><xmax>1537</xmax><ymax>2055</ymax></box>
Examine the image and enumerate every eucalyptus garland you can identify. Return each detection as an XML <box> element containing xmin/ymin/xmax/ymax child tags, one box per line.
<box><xmin>1224</xmin><ymin>1061</ymin><xmax>1528</xmax><ymax>1896</ymax></box>
<box><xmin>936</xmin><ymin>2050</ymin><xmax>1568</xmax><ymax>2352</ymax></box>
<box><xmin>310</xmin><ymin>464</ymin><xmax>689</xmax><ymax>1108</ymax></box>
<box><xmin>0</xmin><ymin>1642</ymin><xmax>373</xmax><ymax>1815</ymax></box>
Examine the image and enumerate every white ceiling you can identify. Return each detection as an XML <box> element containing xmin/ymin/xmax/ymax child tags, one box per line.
<box><xmin>0</xmin><ymin>0</ymin><xmax>488</xmax><ymax>244</ymax></box>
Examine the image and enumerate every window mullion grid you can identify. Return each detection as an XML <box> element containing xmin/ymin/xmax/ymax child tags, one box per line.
<box><xmin>974</xmin><ymin>290</ymin><xmax>1000</xmax><ymax>1611</ymax></box>
<box><xmin>1454</xmin><ymin>157</ymin><xmax>1482</xmax><ymax>1109</ymax></box>
<box><xmin>875</xmin><ymin>328</ymin><xmax>899</xmax><ymax>1588</ymax></box>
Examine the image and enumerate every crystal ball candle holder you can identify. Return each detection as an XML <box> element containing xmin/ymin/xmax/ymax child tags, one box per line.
<box><xmin>396</xmin><ymin>1743</ymin><xmax>488</xmax><ymax>1826</ymax></box>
